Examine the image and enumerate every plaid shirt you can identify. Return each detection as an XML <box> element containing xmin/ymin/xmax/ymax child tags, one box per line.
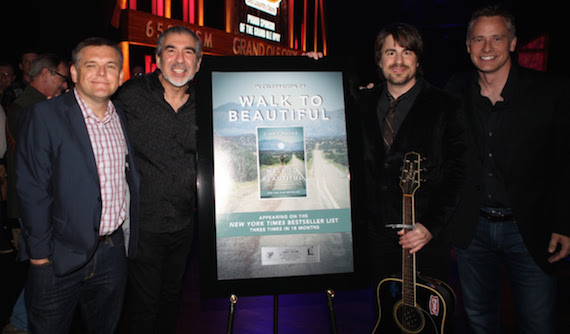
<box><xmin>74</xmin><ymin>88</ymin><xmax>127</xmax><ymax>236</ymax></box>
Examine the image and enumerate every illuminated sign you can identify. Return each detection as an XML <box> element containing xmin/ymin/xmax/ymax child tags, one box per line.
<box><xmin>239</xmin><ymin>14</ymin><xmax>281</xmax><ymax>42</ymax></box>
<box><xmin>120</xmin><ymin>9</ymin><xmax>299</xmax><ymax>56</ymax></box>
<box><xmin>233</xmin><ymin>0</ymin><xmax>288</xmax><ymax>45</ymax></box>
<box><xmin>245</xmin><ymin>0</ymin><xmax>283</xmax><ymax>16</ymax></box>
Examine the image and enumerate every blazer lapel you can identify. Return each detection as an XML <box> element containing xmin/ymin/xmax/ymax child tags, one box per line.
<box><xmin>389</xmin><ymin>80</ymin><xmax>430</xmax><ymax>152</ymax></box>
<box><xmin>463</xmin><ymin>82</ymin><xmax>486</xmax><ymax>161</ymax></box>
<box><xmin>363</xmin><ymin>87</ymin><xmax>388</xmax><ymax>156</ymax></box>
<box><xmin>390</xmin><ymin>85</ymin><xmax>427</xmax><ymax>152</ymax></box>
<box><xmin>62</xmin><ymin>92</ymin><xmax>99</xmax><ymax>177</ymax></box>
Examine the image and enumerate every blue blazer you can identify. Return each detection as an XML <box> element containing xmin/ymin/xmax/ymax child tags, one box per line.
<box><xmin>15</xmin><ymin>91</ymin><xmax>140</xmax><ymax>276</ymax></box>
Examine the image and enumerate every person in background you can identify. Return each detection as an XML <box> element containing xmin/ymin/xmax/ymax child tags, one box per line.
<box><xmin>0</xmin><ymin>61</ymin><xmax>13</xmax><ymax>254</ymax></box>
<box><xmin>0</xmin><ymin>105</ymin><xmax>5</xmax><ymax>171</ymax></box>
<box><xmin>131</xmin><ymin>65</ymin><xmax>144</xmax><ymax>78</ymax></box>
<box><xmin>0</xmin><ymin>62</ymin><xmax>16</xmax><ymax>98</ymax></box>
<box><xmin>0</xmin><ymin>103</ymin><xmax>7</xmax><ymax>254</ymax></box>
<box><xmin>7</xmin><ymin>53</ymin><xmax>69</xmax><ymax>228</ymax></box>
<box><xmin>15</xmin><ymin>38</ymin><xmax>140</xmax><ymax>333</ymax></box>
<box><xmin>1</xmin><ymin>52</ymin><xmax>38</xmax><ymax>110</ymax></box>
<box><xmin>2</xmin><ymin>53</ymin><xmax>69</xmax><ymax>334</ymax></box>
<box><xmin>447</xmin><ymin>5</ymin><xmax>570</xmax><ymax>334</ymax></box>
<box><xmin>0</xmin><ymin>61</ymin><xmax>14</xmax><ymax>256</ymax></box>
<box><xmin>113</xmin><ymin>26</ymin><xmax>202</xmax><ymax>334</ymax></box>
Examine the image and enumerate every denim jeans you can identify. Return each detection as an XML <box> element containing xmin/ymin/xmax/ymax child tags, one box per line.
<box><xmin>25</xmin><ymin>229</ymin><xmax>128</xmax><ymax>334</ymax></box>
<box><xmin>455</xmin><ymin>216</ymin><xmax>557</xmax><ymax>334</ymax></box>
<box><xmin>10</xmin><ymin>290</ymin><xmax>27</xmax><ymax>330</ymax></box>
<box><xmin>10</xmin><ymin>218</ymin><xmax>27</xmax><ymax>330</ymax></box>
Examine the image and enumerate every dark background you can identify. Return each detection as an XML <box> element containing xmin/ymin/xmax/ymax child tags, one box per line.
<box><xmin>2</xmin><ymin>1</ymin><xmax>569</xmax><ymax>332</ymax></box>
<box><xmin>1</xmin><ymin>0</ymin><xmax>567</xmax><ymax>87</ymax></box>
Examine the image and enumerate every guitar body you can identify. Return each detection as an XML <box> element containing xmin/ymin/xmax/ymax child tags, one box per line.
<box><xmin>373</xmin><ymin>274</ymin><xmax>455</xmax><ymax>334</ymax></box>
<box><xmin>373</xmin><ymin>152</ymin><xmax>455</xmax><ymax>333</ymax></box>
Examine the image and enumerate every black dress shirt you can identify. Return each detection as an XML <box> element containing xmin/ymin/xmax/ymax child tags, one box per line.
<box><xmin>376</xmin><ymin>78</ymin><xmax>425</xmax><ymax>141</ymax></box>
<box><xmin>114</xmin><ymin>70</ymin><xmax>197</xmax><ymax>233</ymax></box>
<box><xmin>472</xmin><ymin>66</ymin><xmax>517</xmax><ymax>210</ymax></box>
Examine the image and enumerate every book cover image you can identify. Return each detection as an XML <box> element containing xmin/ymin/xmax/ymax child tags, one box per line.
<box><xmin>257</xmin><ymin>126</ymin><xmax>307</xmax><ymax>199</ymax></box>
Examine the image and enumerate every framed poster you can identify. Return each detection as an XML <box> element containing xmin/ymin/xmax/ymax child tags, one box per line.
<box><xmin>196</xmin><ymin>56</ymin><xmax>364</xmax><ymax>297</ymax></box>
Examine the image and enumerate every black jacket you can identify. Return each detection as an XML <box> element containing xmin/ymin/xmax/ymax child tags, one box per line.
<box><xmin>447</xmin><ymin>66</ymin><xmax>570</xmax><ymax>273</ymax></box>
<box><xmin>359</xmin><ymin>79</ymin><xmax>466</xmax><ymax>241</ymax></box>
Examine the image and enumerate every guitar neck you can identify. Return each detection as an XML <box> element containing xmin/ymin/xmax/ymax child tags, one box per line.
<box><xmin>402</xmin><ymin>194</ymin><xmax>416</xmax><ymax>307</ymax></box>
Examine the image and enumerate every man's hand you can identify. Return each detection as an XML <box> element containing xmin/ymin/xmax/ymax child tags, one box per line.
<box><xmin>302</xmin><ymin>51</ymin><xmax>324</xmax><ymax>60</ymax></box>
<box><xmin>359</xmin><ymin>82</ymin><xmax>375</xmax><ymax>90</ymax></box>
<box><xmin>548</xmin><ymin>233</ymin><xmax>570</xmax><ymax>263</ymax></box>
<box><xmin>398</xmin><ymin>223</ymin><xmax>433</xmax><ymax>254</ymax></box>
<box><xmin>30</xmin><ymin>258</ymin><xmax>50</xmax><ymax>266</ymax></box>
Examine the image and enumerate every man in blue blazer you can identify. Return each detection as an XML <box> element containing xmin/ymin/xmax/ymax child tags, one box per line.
<box><xmin>15</xmin><ymin>38</ymin><xmax>140</xmax><ymax>333</ymax></box>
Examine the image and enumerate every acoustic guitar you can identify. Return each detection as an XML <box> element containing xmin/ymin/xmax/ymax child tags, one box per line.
<box><xmin>373</xmin><ymin>152</ymin><xmax>455</xmax><ymax>334</ymax></box>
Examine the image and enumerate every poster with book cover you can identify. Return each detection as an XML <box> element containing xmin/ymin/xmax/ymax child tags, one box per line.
<box><xmin>196</xmin><ymin>57</ymin><xmax>359</xmax><ymax>296</ymax></box>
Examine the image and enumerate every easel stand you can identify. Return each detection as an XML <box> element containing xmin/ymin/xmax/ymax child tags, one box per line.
<box><xmin>273</xmin><ymin>294</ymin><xmax>279</xmax><ymax>334</ymax></box>
<box><xmin>226</xmin><ymin>294</ymin><xmax>238</xmax><ymax>334</ymax></box>
<box><xmin>326</xmin><ymin>289</ymin><xmax>338</xmax><ymax>334</ymax></box>
<box><xmin>225</xmin><ymin>289</ymin><xmax>338</xmax><ymax>334</ymax></box>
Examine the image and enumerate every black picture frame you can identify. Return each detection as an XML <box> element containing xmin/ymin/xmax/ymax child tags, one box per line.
<box><xmin>195</xmin><ymin>55</ymin><xmax>366</xmax><ymax>298</ymax></box>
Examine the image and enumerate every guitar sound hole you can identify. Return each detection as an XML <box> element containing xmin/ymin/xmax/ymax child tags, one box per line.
<box><xmin>394</xmin><ymin>302</ymin><xmax>425</xmax><ymax>333</ymax></box>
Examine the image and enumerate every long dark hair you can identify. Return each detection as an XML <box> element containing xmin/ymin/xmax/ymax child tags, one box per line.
<box><xmin>374</xmin><ymin>22</ymin><xmax>424</xmax><ymax>77</ymax></box>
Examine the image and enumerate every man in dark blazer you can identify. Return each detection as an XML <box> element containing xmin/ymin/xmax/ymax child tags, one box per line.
<box><xmin>15</xmin><ymin>38</ymin><xmax>140</xmax><ymax>333</ymax></box>
<box><xmin>359</xmin><ymin>23</ymin><xmax>466</xmax><ymax>288</ymax></box>
<box><xmin>446</xmin><ymin>6</ymin><xmax>570</xmax><ymax>334</ymax></box>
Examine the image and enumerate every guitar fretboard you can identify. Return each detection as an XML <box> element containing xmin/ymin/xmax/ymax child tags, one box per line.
<box><xmin>402</xmin><ymin>194</ymin><xmax>416</xmax><ymax>307</ymax></box>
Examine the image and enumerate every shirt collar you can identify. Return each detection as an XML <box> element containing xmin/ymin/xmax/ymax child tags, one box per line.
<box><xmin>501</xmin><ymin>64</ymin><xmax>517</xmax><ymax>102</ymax></box>
<box><xmin>150</xmin><ymin>69</ymin><xmax>195</xmax><ymax>95</ymax></box>
<box><xmin>472</xmin><ymin>64</ymin><xmax>518</xmax><ymax>104</ymax></box>
<box><xmin>381</xmin><ymin>78</ymin><xmax>425</xmax><ymax>105</ymax></box>
<box><xmin>74</xmin><ymin>87</ymin><xmax>117</xmax><ymax>123</ymax></box>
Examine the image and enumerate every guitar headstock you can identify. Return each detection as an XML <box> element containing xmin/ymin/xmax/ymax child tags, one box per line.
<box><xmin>399</xmin><ymin>151</ymin><xmax>421</xmax><ymax>195</ymax></box>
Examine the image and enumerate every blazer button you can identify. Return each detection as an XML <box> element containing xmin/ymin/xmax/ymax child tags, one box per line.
<box><xmin>383</xmin><ymin>163</ymin><xmax>390</xmax><ymax>169</ymax></box>
<box><xmin>381</xmin><ymin>185</ymin><xmax>388</xmax><ymax>191</ymax></box>
<box><xmin>97</xmin><ymin>196</ymin><xmax>102</xmax><ymax>202</ymax></box>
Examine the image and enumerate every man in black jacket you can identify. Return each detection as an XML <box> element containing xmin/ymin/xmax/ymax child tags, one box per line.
<box><xmin>360</xmin><ymin>23</ymin><xmax>466</xmax><ymax>287</ymax></box>
<box><xmin>446</xmin><ymin>5</ymin><xmax>570</xmax><ymax>334</ymax></box>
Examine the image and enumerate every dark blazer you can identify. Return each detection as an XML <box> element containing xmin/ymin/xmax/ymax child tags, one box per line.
<box><xmin>448</xmin><ymin>66</ymin><xmax>570</xmax><ymax>273</ymax></box>
<box><xmin>15</xmin><ymin>91</ymin><xmax>140</xmax><ymax>276</ymax></box>
<box><xmin>360</xmin><ymin>79</ymin><xmax>466</xmax><ymax>240</ymax></box>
